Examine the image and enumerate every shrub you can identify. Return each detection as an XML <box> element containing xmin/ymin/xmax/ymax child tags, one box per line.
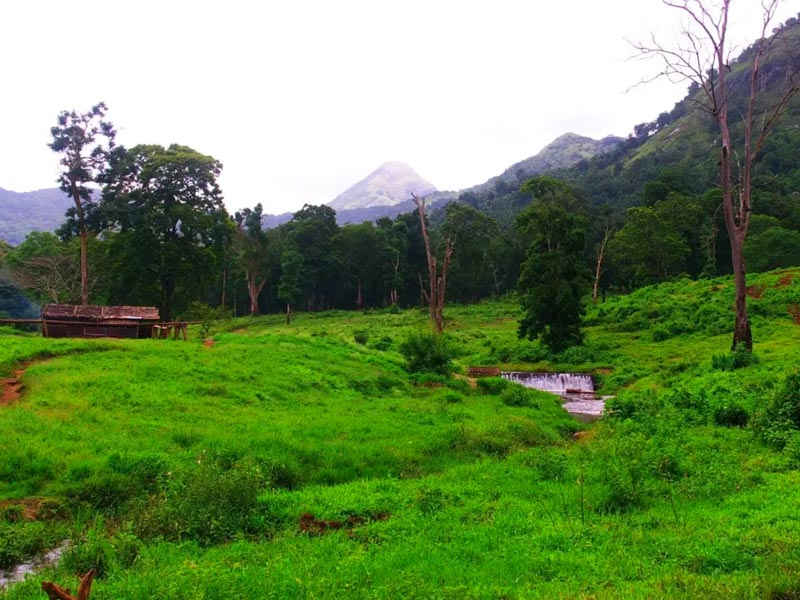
<box><xmin>712</xmin><ymin>344</ymin><xmax>758</xmax><ymax>371</ymax></box>
<box><xmin>399</xmin><ymin>332</ymin><xmax>454</xmax><ymax>375</ymax></box>
<box><xmin>370</xmin><ymin>335</ymin><xmax>393</xmax><ymax>351</ymax></box>
<box><xmin>557</xmin><ymin>345</ymin><xmax>593</xmax><ymax>364</ymax></box>
<box><xmin>136</xmin><ymin>457</ymin><xmax>268</xmax><ymax>545</ymax></box>
<box><xmin>755</xmin><ymin>372</ymin><xmax>800</xmax><ymax>449</ymax></box>
<box><xmin>713</xmin><ymin>403</ymin><xmax>750</xmax><ymax>427</ymax></box>
<box><xmin>500</xmin><ymin>385</ymin><xmax>532</xmax><ymax>407</ymax></box>
<box><xmin>477</xmin><ymin>377</ymin><xmax>509</xmax><ymax>395</ymax></box>
<box><xmin>353</xmin><ymin>330</ymin><xmax>369</xmax><ymax>345</ymax></box>
<box><xmin>651</xmin><ymin>325</ymin><xmax>671</xmax><ymax>342</ymax></box>
<box><xmin>182</xmin><ymin>302</ymin><xmax>231</xmax><ymax>337</ymax></box>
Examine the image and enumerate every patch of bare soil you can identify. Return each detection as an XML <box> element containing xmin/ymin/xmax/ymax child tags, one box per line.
<box><xmin>789</xmin><ymin>305</ymin><xmax>800</xmax><ymax>326</ymax></box>
<box><xmin>777</xmin><ymin>274</ymin><xmax>796</xmax><ymax>288</ymax></box>
<box><xmin>299</xmin><ymin>511</ymin><xmax>390</xmax><ymax>536</ymax></box>
<box><xmin>0</xmin><ymin>367</ymin><xmax>26</xmax><ymax>406</ymax></box>
<box><xmin>747</xmin><ymin>284</ymin><xmax>766</xmax><ymax>299</ymax></box>
<box><xmin>202</xmin><ymin>338</ymin><xmax>215</xmax><ymax>348</ymax></box>
<box><xmin>0</xmin><ymin>497</ymin><xmax>64</xmax><ymax>521</ymax></box>
<box><xmin>572</xmin><ymin>430</ymin><xmax>595</xmax><ymax>443</ymax></box>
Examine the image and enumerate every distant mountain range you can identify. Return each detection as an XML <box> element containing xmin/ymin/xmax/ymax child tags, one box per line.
<box><xmin>0</xmin><ymin>187</ymin><xmax>71</xmax><ymax>245</ymax></box>
<box><xmin>0</xmin><ymin>133</ymin><xmax>622</xmax><ymax>243</ymax></box>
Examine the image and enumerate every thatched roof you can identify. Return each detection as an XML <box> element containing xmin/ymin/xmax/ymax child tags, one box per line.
<box><xmin>41</xmin><ymin>304</ymin><xmax>160</xmax><ymax>322</ymax></box>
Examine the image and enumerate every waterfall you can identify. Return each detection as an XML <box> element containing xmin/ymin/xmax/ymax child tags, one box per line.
<box><xmin>501</xmin><ymin>371</ymin><xmax>604</xmax><ymax>420</ymax></box>
<box><xmin>501</xmin><ymin>372</ymin><xmax>594</xmax><ymax>394</ymax></box>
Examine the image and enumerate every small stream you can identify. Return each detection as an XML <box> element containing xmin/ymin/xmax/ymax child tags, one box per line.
<box><xmin>502</xmin><ymin>372</ymin><xmax>606</xmax><ymax>421</ymax></box>
<box><xmin>0</xmin><ymin>541</ymin><xmax>69</xmax><ymax>590</ymax></box>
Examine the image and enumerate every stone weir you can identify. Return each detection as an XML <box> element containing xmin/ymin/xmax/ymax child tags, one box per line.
<box><xmin>501</xmin><ymin>372</ymin><xmax>604</xmax><ymax>420</ymax></box>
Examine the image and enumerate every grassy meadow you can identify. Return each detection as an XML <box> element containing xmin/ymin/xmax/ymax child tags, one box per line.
<box><xmin>2</xmin><ymin>269</ymin><xmax>800</xmax><ymax>598</ymax></box>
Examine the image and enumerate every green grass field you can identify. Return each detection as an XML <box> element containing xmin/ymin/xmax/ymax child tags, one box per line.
<box><xmin>2</xmin><ymin>269</ymin><xmax>800</xmax><ymax>598</ymax></box>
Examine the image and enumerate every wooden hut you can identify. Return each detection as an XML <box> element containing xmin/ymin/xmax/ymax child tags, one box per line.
<box><xmin>41</xmin><ymin>304</ymin><xmax>160</xmax><ymax>339</ymax></box>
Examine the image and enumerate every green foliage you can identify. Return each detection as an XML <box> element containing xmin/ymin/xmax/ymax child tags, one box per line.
<box><xmin>399</xmin><ymin>332</ymin><xmax>454</xmax><ymax>375</ymax></box>
<box><xmin>353</xmin><ymin>330</ymin><xmax>369</xmax><ymax>345</ymax></box>
<box><xmin>100</xmin><ymin>143</ymin><xmax>231</xmax><ymax>320</ymax></box>
<box><xmin>182</xmin><ymin>301</ymin><xmax>231</xmax><ymax>337</ymax></box>
<box><xmin>516</xmin><ymin>177</ymin><xmax>589</xmax><ymax>353</ymax></box>
<box><xmin>136</xmin><ymin>457</ymin><xmax>268</xmax><ymax>546</ymax></box>
<box><xmin>713</xmin><ymin>403</ymin><xmax>750</xmax><ymax>427</ymax></box>
<box><xmin>711</xmin><ymin>344</ymin><xmax>758</xmax><ymax>371</ymax></box>
<box><xmin>476</xmin><ymin>377</ymin><xmax>509</xmax><ymax>395</ymax></box>
<box><xmin>755</xmin><ymin>372</ymin><xmax>800</xmax><ymax>449</ymax></box>
<box><xmin>500</xmin><ymin>384</ymin><xmax>533</xmax><ymax>407</ymax></box>
<box><xmin>0</xmin><ymin>521</ymin><xmax>64</xmax><ymax>570</ymax></box>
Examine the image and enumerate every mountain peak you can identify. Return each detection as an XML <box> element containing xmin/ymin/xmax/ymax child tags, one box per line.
<box><xmin>328</xmin><ymin>162</ymin><xmax>437</xmax><ymax>211</ymax></box>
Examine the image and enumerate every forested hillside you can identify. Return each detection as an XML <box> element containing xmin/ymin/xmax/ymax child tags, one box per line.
<box><xmin>0</xmin><ymin>188</ymin><xmax>71</xmax><ymax>246</ymax></box>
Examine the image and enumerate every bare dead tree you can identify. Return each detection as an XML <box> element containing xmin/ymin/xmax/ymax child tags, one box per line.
<box><xmin>411</xmin><ymin>193</ymin><xmax>454</xmax><ymax>334</ymax></box>
<box><xmin>5</xmin><ymin>253</ymin><xmax>106</xmax><ymax>304</ymax></box>
<box><xmin>593</xmin><ymin>224</ymin><xmax>612</xmax><ymax>304</ymax></box>
<box><xmin>633</xmin><ymin>0</ymin><xmax>800</xmax><ymax>350</ymax></box>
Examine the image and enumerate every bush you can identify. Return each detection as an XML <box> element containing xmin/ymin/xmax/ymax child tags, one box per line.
<box><xmin>136</xmin><ymin>457</ymin><xmax>268</xmax><ymax>545</ymax></box>
<box><xmin>353</xmin><ymin>330</ymin><xmax>369</xmax><ymax>345</ymax></box>
<box><xmin>477</xmin><ymin>377</ymin><xmax>509</xmax><ymax>395</ymax></box>
<box><xmin>399</xmin><ymin>332</ymin><xmax>454</xmax><ymax>375</ymax></box>
<box><xmin>712</xmin><ymin>344</ymin><xmax>758</xmax><ymax>371</ymax></box>
<box><xmin>557</xmin><ymin>345</ymin><xmax>593</xmax><ymax>364</ymax></box>
<box><xmin>370</xmin><ymin>335</ymin><xmax>393</xmax><ymax>351</ymax></box>
<box><xmin>182</xmin><ymin>302</ymin><xmax>231</xmax><ymax>337</ymax></box>
<box><xmin>713</xmin><ymin>403</ymin><xmax>750</xmax><ymax>427</ymax></box>
<box><xmin>500</xmin><ymin>385</ymin><xmax>533</xmax><ymax>407</ymax></box>
<box><xmin>755</xmin><ymin>372</ymin><xmax>800</xmax><ymax>449</ymax></box>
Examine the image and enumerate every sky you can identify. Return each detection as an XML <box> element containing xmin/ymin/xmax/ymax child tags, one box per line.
<box><xmin>1</xmin><ymin>1</ymin><xmax>796</xmax><ymax>215</ymax></box>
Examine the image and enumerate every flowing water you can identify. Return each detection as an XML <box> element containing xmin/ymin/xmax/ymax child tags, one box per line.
<box><xmin>501</xmin><ymin>372</ymin><xmax>605</xmax><ymax>420</ymax></box>
<box><xmin>0</xmin><ymin>541</ymin><xmax>69</xmax><ymax>590</ymax></box>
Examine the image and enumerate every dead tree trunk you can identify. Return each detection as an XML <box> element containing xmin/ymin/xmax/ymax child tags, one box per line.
<box><xmin>246</xmin><ymin>274</ymin><xmax>267</xmax><ymax>315</ymax></box>
<box><xmin>412</xmin><ymin>193</ymin><xmax>454</xmax><ymax>334</ymax></box>
<box><xmin>635</xmin><ymin>0</ymin><xmax>799</xmax><ymax>351</ymax></box>
<box><xmin>70</xmin><ymin>187</ymin><xmax>90</xmax><ymax>306</ymax></box>
<box><xmin>592</xmin><ymin>225</ymin><xmax>611</xmax><ymax>304</ymax></box>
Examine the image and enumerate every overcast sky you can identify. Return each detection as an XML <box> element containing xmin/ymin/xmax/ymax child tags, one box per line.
<box><xmin>1</xmin><ymin>1</ymin><xmax>795</xmax><ymax>214</ymax></box>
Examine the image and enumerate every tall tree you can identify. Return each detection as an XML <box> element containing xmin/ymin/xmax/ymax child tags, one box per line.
<box><xmin>277</xmin><ymin>248</ymin><xmax>303</xmax><ymax>324</ymax></box>
<box><xmin>280</xmin><ymin>205</ymin><xmax>341</xmax><ymax>311</ymax></box>
<box><xmin>411</xmin><ymin>193</ymin><xmax>454</xmax><ymax>334</ymax></box>
<box><xmin>49</xmin><ymin>102</ymin><xmax>116</xmax><ymax>305</ymax></box>
<box><xmin>339</xmin><ymin>222</ymin><xmax>383</xmax><ymax>310</ymax></box>
<box><xmin>100</xmin><ymin>144</ymin><xmax>231</xmax><ymax>320</ymax></box>
<box><xmin>440</xmin><ymin>202</ymin><xmax>499</xmax><ymax>303</ymax></box>
<box><xmin>376</xmin><ymin>217</ymin><xmax>409</xmax><ymax>307</ymax></box>
<box><xmin>635</xmin><ymin>0</ymin><xmax>800</xmax><ymax>349</ymax></box>
<box><xmin>516</xmin><ymin>177</ymin><xmax>589</xmax><ymax>353</ymax></box>
<box><xmin>234</xmin><ymin>204</ymin><xmax>271</xmax><ymax>315</ymax></box>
